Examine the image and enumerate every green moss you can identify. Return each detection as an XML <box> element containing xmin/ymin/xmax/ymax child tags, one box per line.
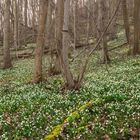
<box><xmin>44</xmin><ymin>100</ymin><xmax>96</xmax><ymax>139</ymax></box>
<box><xmin>44</xmin><ymin>125</ymin><xmax>62</xmax><ymax>140</ymax></box>
<box><xmin>65</xmin><ymin>111</ymin><xmax>80</xmax><ymax>122</ymax></box>
<box><xmin>79</xmin><ymin>100</ymin><xmax>93</xmax><ymax>111</ymax></box>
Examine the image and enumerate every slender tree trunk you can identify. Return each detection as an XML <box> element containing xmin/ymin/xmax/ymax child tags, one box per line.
<box><xmin>32</xmin><ymin>0</ymin><xmax>35</xmax><ymax>32</ymax></box>
<box><xmin>61</xmin><ymin>0</ymin><xmax>75</xmax><ymax>89</ymax></box>
<box><xmin>73</xmin><ymin>0</ymin><xmax>77</xmax><ymax>52</ymax></box>
<box><xmin>86</xmin><ymin>0</ymin><xmax>90</xmax><ymax>45</ymax></box>
<box><xmin>93</xmin><ymin>0</ymin><xmax>98</xmax><ymax>38</ymax></box>
<box><xmin>19</xmin><ymin>0</ymin><xmax>23</xmax><ymax>24</ymax></box>
<box><xmin>14</xmin><ymin>0</ymin><xmax>19</xmax><ymax>52</ymax></box>
<box><xmin>24</xmin><ymin>0</ymin><xmax>28</xmax><ymax>27</ymax></box>
<box><xmin>46</xmin><ymin>0</ymin><xmax>53</xmax><ymax>70</ymax></box>
<box><xmin>23</xmin><ymin>0</ymin><xmax>28</xmax><ymax>46</ymax></box>
<box><xmin>122</xmin><ymin>0</ymin><xmax>130</xmax><ymax>44</ymax></box>
<box><xmin>31</xmin><ymin>0</ymin><xmax>36</xmax><ymax>37</ymax></box>
<box><xmin>53</xmin><ymin>0</ymin><xmax>64</xmax><ymax>75</ymax></box>
<box><xmin>98</xmin><ymin>0</ymin><xmax>110</xmax><ymax>63</ymax></box>
<box><xmin>133</xmin><ymin>0</ymin><xmax>140</xmax><ymax>55</ymax></box>
<box><xmin>3</xmin><ymin>0</ymin><xmax>12</xmax><ymax>69</ymax></box>
<box><xmin>33</xmin><ymin>0</ymin><xmax>48</xmax><ymax>83</ymax></box>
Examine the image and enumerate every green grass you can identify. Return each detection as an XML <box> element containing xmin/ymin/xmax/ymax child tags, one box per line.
<box><xmin>0</xmin><ymin>47</ymin><xmax>140</xmax><ymax>139</ymax></box>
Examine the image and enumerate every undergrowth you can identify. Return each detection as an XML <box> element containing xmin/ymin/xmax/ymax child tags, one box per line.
<box><xmin>0</xmin><ymin>47</ymin><xmax>140</xmax><ymax>139</ymax></box>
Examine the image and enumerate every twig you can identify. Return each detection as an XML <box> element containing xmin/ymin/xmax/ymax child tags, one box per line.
<box><xmin>108</xmin><ymin>42</ymin><xmax>127</xmax><ymax>52</ymax></box>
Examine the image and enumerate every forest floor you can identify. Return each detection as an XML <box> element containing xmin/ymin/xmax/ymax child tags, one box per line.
<box><xmin>0</xmin><ymin>36</ymin><xmax>140</xmax><ymax>139</ymax></box>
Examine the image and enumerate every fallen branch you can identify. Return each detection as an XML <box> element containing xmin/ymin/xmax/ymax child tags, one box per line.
<box><xmin>44</xmin><ymin>99</ymin><xmax>101</xmax><ymax>140</ymax></box>
<box><xmin>108</xmin><ymin>42</ymin><xmax>128</xmax><ymax>52</ymax></box>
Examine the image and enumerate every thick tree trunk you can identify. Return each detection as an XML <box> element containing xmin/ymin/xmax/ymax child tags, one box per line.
<box><xmin>3</xmin><ymin>0</ymin><xmax>12</xmax><ymax>69</ymax></box>
<box><xmin>33</xmin><ymin>0</ymin><xmax>48</xmax><ymax>83</ymax></box>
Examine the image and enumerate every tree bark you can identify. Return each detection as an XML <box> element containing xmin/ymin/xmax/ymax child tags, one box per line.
<box><xmin>24</xmin><ymin>0</ymin><xmax>28</xmax><ymax>27</ymax></box>
<box><xmin>133</xmin><ymin>0</ymin><xmax>140</xmax><ymax>55</ymax></box>
<box><xmin>61</xmin><ymin>0</ymin><xmax>75</xmax><ymax>89</ymax></box>
<box><xmin>98</xmin><ymin>0</ymin><xmax>110</xmax><ymax>63</ymax></box>
<box><xmin>3</xmin><ymin>0</ymin><xmax>12</xmax><ymax>69</ymax></box>
<box><xmin>14</xmin><ymin>0</ymin><xmax>19</xmax><ymax>51</ymax></box>
<box><xmin>33</xmin><ymin>0</ymin><xmax>48</xmax><ymax>83</ymax></box>
<box><xmin>122</xmin><ymin>0</ymin><xmax>130</xmax><ymax>44</ymax></box>
<box><xmin>53</xmin><ymin>0</ymin><xmax>64</xmax><ymax>74</ymax></box>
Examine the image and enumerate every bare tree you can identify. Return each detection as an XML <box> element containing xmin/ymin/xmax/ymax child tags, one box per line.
<box><xmin>122</xmin><ymin>0</ymin><xmax>130</xmax><ymax>44</ymax></box>
<box><xmin>98</xmin><ymin>0</ymin><xmax>110</xmax><ymax>63</ymax></box>
<box><xmin>61</xmin><ymin>0</ymin><xmax>75</xmax><ymax>89</ymax></box>
<box><xmin>51</xmin><ymin>0</ymin><xmax>63</xmax><ymax>75</ymax></box>
<box><xmin>3</xmin><ymin>0</ymin><xmax>12</xmax><ymax>69</ymax></box>
<box><xmin>132</xmin><ymin>0</ymin><xmax>140</xmax><ymax>55</ymax></box>
<box><xmin>33</xmin><ymin>0</ymin><xmax>48</xmax><ymax>83</ymax></box>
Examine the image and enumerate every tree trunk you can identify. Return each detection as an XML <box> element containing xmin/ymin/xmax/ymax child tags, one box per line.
<box><xmin>61</xmin><ymin>0</ymin><xmax>75</xmax><ymax>89</ymax></box>
<box><xmin>3</xmin><ymin>0</ymin><xmax>12</xmax><ymax>69</ymax></box>
<box><xmin>14</xmin><ymin>0</ymin><xmax>19</xmax><ymax>51</ymax></box>
<box><xmin>46</xmin><ymin>0</ymin><xmax>53</xmax><ymax>70</ymax></box>
<box><xmin>24</xmin><ymin>0</ymin><xmax>28</xmax><ymax>27</ymax></box>
<box><xmin>33</xmin><ymin>0</ymin><xmax>48</xmax><ymax>83</ymax></box>
<box><xmin>122</xmin><ymin>0</ymin><xmax>130</xmax><ymax>44</ymax></box>
<box><xmin>23</xmin><ymin>0</ymin><xmax>28</xmax><ymax>46</ymax></box>
<box><xmin>53</xmin><ymin>0</ymin><xmax>64</xmax><ymax>75</ymax></box>
<box><xmin>133</xmin><ymin>0</ymin><xmax>140</xmax><ymax>55</ymax></box>
<box><xmin>98</xmin><ymin>0</ymin><xmax>110</xmax><ymax>63</ymax></box>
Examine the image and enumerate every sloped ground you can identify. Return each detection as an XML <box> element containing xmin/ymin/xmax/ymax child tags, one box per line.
<box><xmin>0</xmin><ymin>46</ymin><xmax>140</xmax><ymax>139</ymax></box>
